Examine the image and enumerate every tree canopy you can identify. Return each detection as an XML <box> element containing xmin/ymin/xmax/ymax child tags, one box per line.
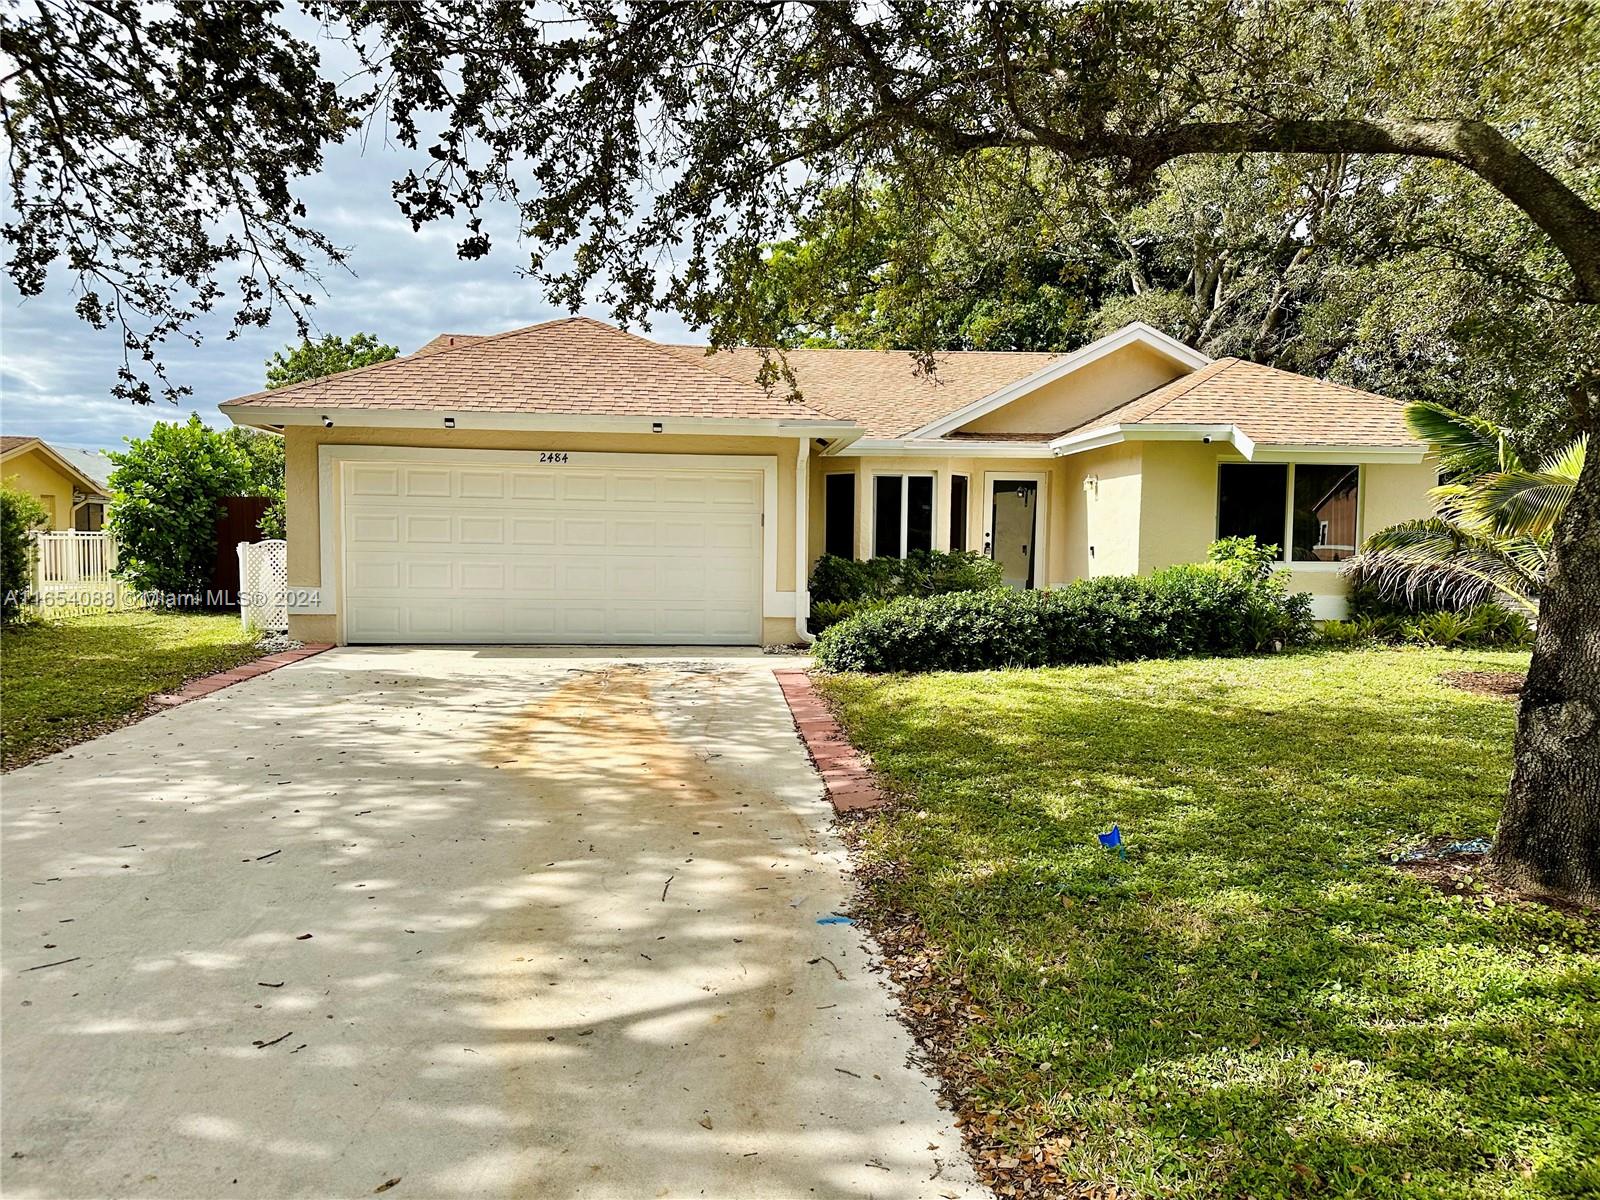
<box><xmin>265</xmin><ymin>332</ymin><xmax>398</xmax><ymax>389</ymax></box>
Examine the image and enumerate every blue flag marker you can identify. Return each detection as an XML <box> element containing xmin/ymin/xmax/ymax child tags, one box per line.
<box><xmin>816</xmin><ymin>914</ymin><xmax>853</xmax><ymax>926</ymax></box>
<box><xmin>1098</xmin><ymin>824</ymin><xmax>1127</xmax><ymax>860</ymax></box>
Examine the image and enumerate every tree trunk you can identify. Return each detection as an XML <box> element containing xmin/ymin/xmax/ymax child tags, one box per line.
<box><xmin>1493</xmin><ymin>418</ymin><xmax>1600</xmax><ymax>904</ymax></box>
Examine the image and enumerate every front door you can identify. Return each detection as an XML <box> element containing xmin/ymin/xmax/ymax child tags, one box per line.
<box><xmin>988</xmin><ymin>480</ymin><xmax>1038</xmax><ymax>589</ymax></box>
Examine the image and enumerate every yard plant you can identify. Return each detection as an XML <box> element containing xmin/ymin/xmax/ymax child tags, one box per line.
<box><xmin>815</xmin><ymin>553</ymin><xmax>1311</xmax><ymax>672</ymax></box>
<box><xmin>819</xmin><ymin>649</ymin><xmax>1596</xmax><ymax>1198</ymax></box>
<box><xmin>0</xmin><ymin>484</ymin><xmax>48</xmax><ymax>624</ymax></box>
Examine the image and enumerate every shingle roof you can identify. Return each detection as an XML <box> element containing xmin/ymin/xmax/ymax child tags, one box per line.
<box><xmin>662</xmin><ymin>345</ymin><xmax>1056</xmax><ymax>438</ymax></box>
<box><xmin>414</xmin><ymin>333</ymin><xmax>485</xmax><ymax>356</ymax></box>
<box><xmin>1066</xmin><ymin>358</ymin><xmax>1416</xmax><ymax>447</ymax></box>
<box><xmin>222</xmin><ymin>317</ymin><xmax>835</xmax><ymax>422</ymax></box>
<box><xmin>1</xmin><ymin>435</ymin><xmax>40</xmax><ymax>454</ymax></box>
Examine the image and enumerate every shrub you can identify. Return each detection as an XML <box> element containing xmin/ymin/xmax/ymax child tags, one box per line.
<box><xmin>1</xmin><ymin>485</ymin><xmax>48</xmax><ymax>624</ymax></box>
<box><xmin>808</xmin><ymin>549</ymin><xmax>1002</xmax><ymax>604</ymax></box>
<box><xmin>108</xmin><ymin>416</ymin><xmax>257</xmax><ymax>596</ymax></box>
<box><xmin>814</xmin><ymin>562</ymin><xmax>1313</xmax><ymax>673</ymax></box>
<box><xmin>809</xmin><ymin>598</ymin><xmax>880</xmax><ymax>632</ymax></box>
<box><xmin>1206</xmin><ymin>535</ymin><xmax>1279</xmax><ymax>580</ymax></box>
<box><xmin>1319</xmin><ymin>602</ymin><xmax>1534</xmax><ymax>649</ymax></box>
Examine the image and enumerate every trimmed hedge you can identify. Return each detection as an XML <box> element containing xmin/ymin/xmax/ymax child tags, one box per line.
<box><xmin>813</xmin><ymin>563</ymin><xmax>1314</xmax><ymax>673</ymax></box>
<box><xmin>808</xmin><ymin>549</ymin><xmax>1003</xmax><ymax>631</ymax></box>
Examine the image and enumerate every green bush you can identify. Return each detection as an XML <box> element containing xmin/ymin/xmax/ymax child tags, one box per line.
<box><xmin>808</xmin><ymin>549</ymin><xmax>1003</xmax><ymax>604</ymax></box>
<box><xmin>815</xmin><ymin>560</ymin><xmax>1313</xmax><ymax>673</ymax></box>
<box><xmin>108</xmin><ymin>416</ymin><xmax>257</xmax><ymax>596</ymax></box>
<box><xmin>1206</xmin><ymin>535</ymin><xmax>1279</xmax><ymax>580</ymax></box>
<box><xmin>1</xmin><ymin>485</ymin><xmax>49</xmax><ymax>624</ymax></box>
<box><xmin>1318</xmin><ymin>603</ymin><xmax>1533</xmax><ymax>650</ymax></box>
<box><xmin>808</xmin><ymin>598</ymin><xmax>881</xmax><ymax>632</ymax></box>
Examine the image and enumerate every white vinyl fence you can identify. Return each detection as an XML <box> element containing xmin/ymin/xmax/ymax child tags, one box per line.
<box><xmin>32</xmin><ymin>530</ymin><xmax>117</xmax><ymax>589</ymax></box>
<box><xmin>237</xmin><ymin>539</ymin><xmax>289</xmax><ymax>634</ymax></box>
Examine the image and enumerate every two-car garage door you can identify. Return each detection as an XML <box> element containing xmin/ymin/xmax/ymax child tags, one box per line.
<box><xmin>340</xmin><ymin>455</ymin><xmax>764</xmax><ymax>644</ymax></box>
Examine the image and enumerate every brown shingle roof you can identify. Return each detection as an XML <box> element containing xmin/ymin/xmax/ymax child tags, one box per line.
<box><xmin>413</xmin><ymin>333</ymin><xmax>485</xmax><ymax>356</ymax></box>
<box><xmin>1065</xmin><ymin>358</ymin><xmax>1417</xmax><ymax>448</ymax></box>
<box><xmin>222</xmin><ymin>317</ymin><xmax>835</xmax><ymax>422</ymax></box>
<box><xmin>1</xmin><ymin>435</ymin><xmax>41</xmax><ymax>454</ymax></box>
<box><xmin>663</xmin><ymin>345</ymin><xmax>1056</xmax><ymax>437</ymax></box>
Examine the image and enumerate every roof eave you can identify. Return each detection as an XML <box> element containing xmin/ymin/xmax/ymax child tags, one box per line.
<box><xmin>1048</xmin><ymin>422</ymin><xmax>1425</xmax><ymax>463</ymax></box>
<box><xmin>218</xmin><ymin>404</ymin><xmax>859</xmax><ymax>437</ymax></box>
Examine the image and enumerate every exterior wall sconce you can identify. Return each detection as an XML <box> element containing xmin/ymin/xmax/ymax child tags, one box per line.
<box><xmin>443</xmin><ymin>417</ymin><xmax>456</xmax><ymax>429</ymax></box>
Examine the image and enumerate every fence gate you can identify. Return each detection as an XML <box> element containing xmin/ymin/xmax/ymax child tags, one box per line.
<box><xmin>237</xmin><ymin>539</ymin><xmax>288</xmax><ymax>634</ymax></box>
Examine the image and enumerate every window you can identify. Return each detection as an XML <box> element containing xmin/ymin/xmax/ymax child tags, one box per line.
<box><xmin>1216</xmin><ymin>462</ymin><xmax>1360</xmax><ymax>563</ymax></box>
<box><xmin>949</xmin><ymin>475</ymin><xmax>969</xmax><ymax>551</ymax></box>
<box><xmin>1293</xmin><ymin>464</ymin><xmax>1359</xmax><ymax>561</ymax></box>
<box><xmin>873</xmin><ymin>474</ymin><xmax>935</xmax><ymax>558</ymax></box>
<box><xmin>1216</xmin><ymin>464</ymin><xmax>1288</xmax><ymax>559</ymax></box>
<box><xmin>823</xmin><ymin>474</ymin><xmax>855</xmax><ymax>558</ymax></box>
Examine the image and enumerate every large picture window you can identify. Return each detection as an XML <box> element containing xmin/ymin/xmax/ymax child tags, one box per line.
<box><xmin>823</xmin><ymin>473</ymin><xmax>855</xmax><ymax>559</ymax></box>
<box><xmin>1216</xmin><ymin>463</ymin><xmax>1289</xmax><ymax>559</ymax></box>
<box><xmin>1292</xmin><ymin>465</ymin><xmax>1359</xmax><ymax>562</ymax></box>
<box><xmin>873</xmin><ymin>474</ymin><xmax>935</xmax><ymax>558</ymax></box>
<box><xmin>1216</xmin><ymin>462</ymin><xmax>1360</xmax><ymax>562</ymax></box>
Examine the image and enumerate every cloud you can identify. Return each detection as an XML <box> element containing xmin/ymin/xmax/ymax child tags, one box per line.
<box><xmin>1</xmin><ymin>123</ymin><xmax>698</xmax><ymax>451</ymax></box>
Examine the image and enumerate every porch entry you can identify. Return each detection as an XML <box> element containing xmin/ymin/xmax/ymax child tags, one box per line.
<box><xmin>986</xmin><ymin>479</ymin><xmax>1038</xmax><ymax>589</ymax></box>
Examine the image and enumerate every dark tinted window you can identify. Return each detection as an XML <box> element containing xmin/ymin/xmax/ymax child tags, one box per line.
<box><xmin>823</xmin><ymin>473</ymin><xmax>855</xmax><ymax>558</ymax></box>
<box><xmin>949</xmin><ymin>475</ymin><xmax>968</xmax><ymax>551</ymax></box>
<box><xmin>1293</xmin><ymin>465</ymin><xmax>1359</xmax><ymax>561</ymax></box>
<box><xmin>874</xmin><ymin>474</ymin><xmax>902</xmax><ymax>558</ymax></box>
<box><xmin>907</xmin><ymin>476</ymin><xmax>934</xmax><ymax>554</ymax></box>
<box><xmin>1217</xmin><ymin>463</ymin><xmax>1287</xmax><ymax>559</ymax></box>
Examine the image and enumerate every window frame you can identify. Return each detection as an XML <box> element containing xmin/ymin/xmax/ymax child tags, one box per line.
<box><xmin>869</xmin><ymin>471</ymin><xmax>937</xmax><ymax>560</ymax></box>
<box><xmin>1214</xmin><ymin>459</ymin><xmax>1363</xmax><ymax>570</ymax></box>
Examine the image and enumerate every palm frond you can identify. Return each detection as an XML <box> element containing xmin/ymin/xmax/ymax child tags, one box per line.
<box><xmin>1403</xmin><ymin>401</ymin><xmax>1522</xmax><ymax>476</ymax></box>
<box><xmin>1350</xmin><ymin>518</ymin><xmax>1541</xmax><ymax>614</ymax></box>
<box><xmin>1474</xmin><ymin>470</ymin><xmax>1578</xmax><ymax>539</ymax></box>
<box><xmin>1537</xmin><ymin>433</ymin><xmax>1587</xmax><ymax>480</ymax></box>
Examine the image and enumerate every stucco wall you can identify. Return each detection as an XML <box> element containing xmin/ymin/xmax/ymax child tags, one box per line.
<box><xmin>2</xmin><ymin>448</ymin><xmax>76</xmax><ymax>529</ymax></box>
<box><xmin>958</xmin><ymin>344</ymin><xmax>1187</xmax><ymax>435</ymax></box>
<box><xmin>282</xmin><ymin>426</ymin><xmax>804</xmax><ymax>643</ymax></box>
<box><xmin>1059</xmin><ymin>442</ymin><xmax>1143</xmax><ymax>578</ymax></box>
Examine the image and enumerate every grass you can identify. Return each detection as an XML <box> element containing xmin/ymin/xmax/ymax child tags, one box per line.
<box><xmin>818</xmin><ymin>648</ymin><xmax>1599</xmax><ymax>1200</ymax></box>
<box><xmin>1</xmin><ymin>609</ymin><xmax>262</xmax><ymax>768</ymax></box>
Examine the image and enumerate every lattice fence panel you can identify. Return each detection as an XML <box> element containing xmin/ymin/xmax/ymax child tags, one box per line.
<box><xmin>238</xmin><ymin>539</ymin><xmax>288</xmax><ymax>634</ymax></box>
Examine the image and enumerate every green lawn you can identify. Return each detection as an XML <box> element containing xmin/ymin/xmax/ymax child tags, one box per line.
<box><xmin>1</xmin><ymin>610</ymin><xmax>262</xmax><ymax>768</ymax></box>
<box><xmin>819</xmin><ymin>648</ymin><xmax>1598</xmax><ymax>1200</ymax></box>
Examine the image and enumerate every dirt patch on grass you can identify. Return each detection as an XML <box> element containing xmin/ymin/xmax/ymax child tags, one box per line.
<box><xmin>1438</xmin><ymin>669</ymin><xmax>1525</xmax><ymax>699</ymax></box>
<box><xmin>1390</xmin><ymin>837</ymin><xmax>1598</xmax><ymax>921</ymax></box>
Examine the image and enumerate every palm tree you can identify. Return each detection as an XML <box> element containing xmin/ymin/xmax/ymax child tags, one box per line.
<box><xmin>1346</xmin><ymin>402</ymin><xmax>1586</xmax><ymax>615</ymax></box>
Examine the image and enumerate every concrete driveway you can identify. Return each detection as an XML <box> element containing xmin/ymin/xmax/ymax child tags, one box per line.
<box><xmin>2</xmin><ymin>648</ymin><xmax>981</xmax><ymax>1200</ymax></box>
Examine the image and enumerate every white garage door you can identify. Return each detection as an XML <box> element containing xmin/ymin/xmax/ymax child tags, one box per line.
<box><xmin>340</xmin><ymin>456</ymin><xmax>764</xmax><ymax>644</ymax></box>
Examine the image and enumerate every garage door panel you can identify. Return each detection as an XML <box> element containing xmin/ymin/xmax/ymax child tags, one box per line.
<box><xmin>404</xmin><ymin>560</ymin><xmax>454</xmax><ymax>590</ymax></box>
<box><xmin>404</xmin><ymin>513</ymin><xmax>453</xmax><ymax>542</ymax></box>
<box><xmin>343</xmin><ymin>457</ymin><xmax>764</xmax><ymax>644</ymax></box>
<box><xmin>404</xmin><ymin>468</ymin><xmax>453</xmax><ymax>497</ymax></box>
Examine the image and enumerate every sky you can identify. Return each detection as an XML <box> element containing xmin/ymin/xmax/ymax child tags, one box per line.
<box><xmin>0</xmin><ymin>89</ymin><xmax>698</xmax><ymax>454</ymax></box>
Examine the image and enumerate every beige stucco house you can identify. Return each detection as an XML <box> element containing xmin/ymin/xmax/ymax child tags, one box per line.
<box><xmin>0</xmin><ymin>436</ymin><xmax>112</xmax><ymax>531</ymax></box>
<box><xmin>219</xmin><ymin>317</ymin><xmax>1434</xmax><ymax>647</ymax></box>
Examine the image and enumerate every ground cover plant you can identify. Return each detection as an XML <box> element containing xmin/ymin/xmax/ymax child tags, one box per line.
<box><xmin>819</xmin><ymin>647</ymin><xmax>1597</xmax><ymax>1199</ymax></box>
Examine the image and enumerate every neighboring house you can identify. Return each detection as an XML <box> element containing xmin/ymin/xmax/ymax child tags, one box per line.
<box><xmin>0</xmin><ymin>436</ymin><xmax>113</xmax><ymax>531</ymax></box>
<box><xmin>219</xmin><ymin>317</ymin><xmax>1433</xmax><ymax>647</ymax></box>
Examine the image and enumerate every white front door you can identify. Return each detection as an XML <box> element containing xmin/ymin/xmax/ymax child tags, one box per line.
<box><xmin>985</xmin><ymin>477</ymin><xmax>1041</xmax><ymax>589</ymax></box>
<box><xmin>340</xmin><ymin>455</ymin><xmax>764</xmax><ymax>644</ymax></box>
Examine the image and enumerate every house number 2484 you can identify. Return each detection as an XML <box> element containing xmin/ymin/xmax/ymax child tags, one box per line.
<box><xmin>538</xmin><ymin>451</ymin><xmax>570</xmax><ymax>464</ymax></box>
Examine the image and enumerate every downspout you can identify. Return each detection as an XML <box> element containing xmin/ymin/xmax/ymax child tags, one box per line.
<box><xmin>795</xmin><ymin>437</ymin><xmax>814</xmax><ymax>644</ymax></box>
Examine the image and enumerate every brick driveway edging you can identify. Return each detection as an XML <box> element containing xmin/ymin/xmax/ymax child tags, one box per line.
<box><xmin>150</xmin><ymin>643</ymin><xmax>335</xmax><ymax>707</ymax></box>
<box><xmin>773</xmin><ymin>668</ymin><xmax>887</xmax><ymax>813</ymax></box>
